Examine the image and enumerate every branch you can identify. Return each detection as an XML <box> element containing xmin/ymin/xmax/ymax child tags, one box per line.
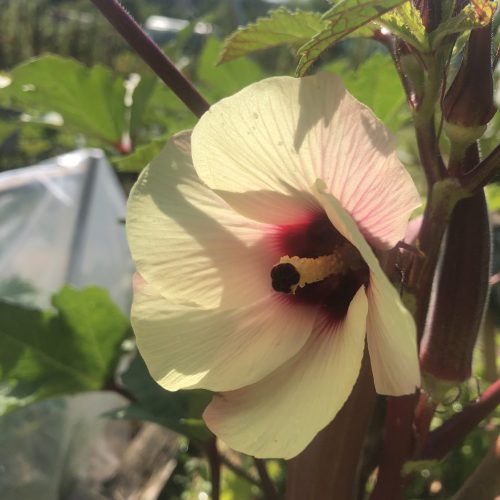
<box><xmin>417</xmin><ymin>379</ymin><xmax>500</xmax><ymax>460</ymax></box>
<box><xmin>219</xmin><ymin>455</ymin><xmax>261</xmax><ymax>487</ymax></box>
<box><xmin>254</xmin><ymin>459</ymin><xmax>278</xmax><ymax>500</ymax></box>
<box><xmin>90</xmin><ymin>0</ymin><xmax>209</xmax><ymax>118</ymax></box>
<box><xmin>414</xmin><ymin>116</ymin><xmax>447</xmax><ymax>186</ymax></box>
<box><xmin>369</xmin><ymin>394</ymin><xmax>419</xmax><ymax>500</ymax></box>
<box><xmin>205</xmin><ymin>437</ymin><xmax>221</xmax><ymax>500</ymax></box>
<box><xmin>460</xmin><ymin>144</ymin><xmax>500</xmax><ymax>193</ymax></box>
<box><xmin>408</xmin><ymin>179</ymin><xmax>464</xmax><ymax>341</ymax></box>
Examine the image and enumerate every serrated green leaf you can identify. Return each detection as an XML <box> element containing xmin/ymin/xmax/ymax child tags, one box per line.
<box><xmin>297</xmin><ymin>0</ymin><xmax>405</xmax><ymax>75</ymax></box>
<box><xmin>0</xmin><ymin>286</ymin><xmax>130</xmax><ymax>413</ymax></box>
<box><xmin>326</xmin><ymin>53</ymin><xmax>410</xmax><ymax>130</ymax></box>
<box><xmin>219</xmin><ymin>8</ymin><xmax>326</xmax><ymax>63</ymax></box>
<box><xmin>378</xmin><ymin>2</ymin><xmax>428</xmax><ymax>51</ymax></box>
<box><xmin>112</xmin><ymin>353</ymin><xmax>212</xmax><ymax>443</ymax></box>
<box><xmin>1</xmin><ymin>55</ymin><xmax>126</xmax><ymax>145</ymax></box>
<box><xmin>430</xmin><ymin>0</ymin><xmax>498</xmax><ymax>49</ymax></box>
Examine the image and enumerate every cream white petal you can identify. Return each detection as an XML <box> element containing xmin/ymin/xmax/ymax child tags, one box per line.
<box><xmin>203</xmin><ymin>288</ymin><xmax>368</xmax><ymax>459</ymax></box>
<box><xmin>126</xmin><ymin>131</ymin><xmax>279</xmax><ymax>309</ymax></box>
<box><xmin>132</xmin><ymin>279</ymin><xmax>316</xmax><ymax>392</ymax></box>
<box><xmin>191</xmin><ymin>73</ymin><xmax>420</xmax><ymax>246</ymax></box>
<box><xmin>365</xmin><ymin>273</ymin><xmax>420</xmax><ymax>395</ymax></box>
<box><xmin>315</xmin><ymin>182</ymin><xmax>420</xmax><ymax>395</ymax></box>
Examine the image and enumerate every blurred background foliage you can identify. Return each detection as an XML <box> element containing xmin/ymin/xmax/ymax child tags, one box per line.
<box><xmin>0</xmin><ymin>0</ymin><xmax>498</xmax><ymax>499</ymax></box>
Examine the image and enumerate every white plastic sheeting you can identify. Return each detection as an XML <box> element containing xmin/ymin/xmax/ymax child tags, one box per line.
<box><xmin>0</xmin><ymin>149</ymin><xmax>133</xmax><ymax>312</ymax></box>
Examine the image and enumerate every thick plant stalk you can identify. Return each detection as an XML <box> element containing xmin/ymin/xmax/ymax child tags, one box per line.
<box><xmin>420</xmin><ymin>144</ymin><xmax>491</xmax><ymax>382</ymax></box>
<box><xmin>286</xmin><ymin>348</ymin><xmax>375</xmax><ymax>500</ymax></box>
<box><xmin>420</xmin><ymin>190</ymin><xmax>490</xmax><ymax>380</ymax></box>
<box><xmin>369</xmin><ymin>394</ymin><xmax>418</xmax><ymax>500</ymax></box>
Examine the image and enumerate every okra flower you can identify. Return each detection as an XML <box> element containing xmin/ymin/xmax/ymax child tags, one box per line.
<box><xmin>127</xmin><ymin>73</ymin><xmax>421</xmax><ymax>459</ymax></box>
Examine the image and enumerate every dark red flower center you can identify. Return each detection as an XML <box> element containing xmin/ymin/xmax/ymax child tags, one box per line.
<box><xmin>272</xmin><ymin>213</ymin><xmax>369</xmax><ymax>322</ymax></box>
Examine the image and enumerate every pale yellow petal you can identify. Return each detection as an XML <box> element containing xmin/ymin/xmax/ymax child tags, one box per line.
<box><xmin>203</xmin><ymin>288</ymin><xmax>368</xmax><ymax>459</ymax></box>
<box><xmin>131</xmin><ymin>280</ymin><xmax>316</xmax><ymax>392</ymax></box>
<box><xmin>314</xmin><ymin>182</ymin><xmax>420</xmax><ymax>395</ymax></box>
<box><xmin>191</xmin><ymin>73</ymin><xmax>419</xmax><ymax>245</ymax></box>
<box><xmin>126</xmin><ymin>131</ymin><xmax>278</xmax><ymax>309</ymax></box>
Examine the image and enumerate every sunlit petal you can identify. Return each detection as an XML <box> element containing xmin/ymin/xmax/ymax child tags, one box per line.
<box><xmin>315</xmin><ymin>182</ymin><xmax>420</xmax><ymax>394</ymax></box>
<box><xmin>192</xmin><ymin>73</ymin><xmax>419</xmax><ymax>246</ymax></box>
<box><xmin>132</xmin><ymin>279</ymin><xmax>316</xmax><ymax>392</ymax></box>
<box><xmin>203</xmin><ymin>288</ymin><xmax>368</xmax><ymax>458</ymax></box>
<box><xmin>127</xmin><ymin>132</ymin><xmax>279</xmax><ymax>309</ymax></box>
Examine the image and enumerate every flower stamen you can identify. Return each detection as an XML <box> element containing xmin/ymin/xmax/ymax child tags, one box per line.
<box><xmin>271</xmin><ymin>251</ymin><xmax>347</xmax><ymax>294</ymax></box>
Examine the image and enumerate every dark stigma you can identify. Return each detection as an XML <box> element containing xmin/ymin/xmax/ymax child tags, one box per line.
<box><xmin>271</xmin><ymin>263</ymin><xmax>300</xmax><ymax>293</ymax></box>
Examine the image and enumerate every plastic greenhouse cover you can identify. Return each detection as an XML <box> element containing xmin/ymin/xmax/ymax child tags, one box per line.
<box><xmin>0</xmin><ymin>149</ymin><xmax>133</xmax><ymax>312</ymax></box>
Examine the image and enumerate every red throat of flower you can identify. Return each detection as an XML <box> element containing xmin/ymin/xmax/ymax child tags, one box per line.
<box><xmin>271</xmin><ymin>213</ymin><xmax>370</xmax><ymax>323</ymax></box>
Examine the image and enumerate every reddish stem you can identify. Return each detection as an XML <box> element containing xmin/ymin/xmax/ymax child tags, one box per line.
<box><xmin>254</xmin><ymin>459</ymin><xmax>278</xmax><ymax>500</ymax></box>
<box><xmin>90</xmin><ymin>0</ymin><xmax>209</xmax><ymax>118</ymax></box>
<box><xmin>414</xmin><ymin>392</ymin><xmax>437</xmax><ymax>452</ymax></box>
<box><xmin>205</xmin><ymin>437</ymin><xmax>221</xmax><ymax>500</ymax></box>
<box><xmin>461</xmin><ymin>144</ymin><xmax>500</xmax><ymax>193</ymax></box>
<box><xmin>370</xmin><ymin>394</ymin><xmax>418</xmax><ymax>500</ymax></box>
<box><xmin>417</xmin><ymin>379</ymin><xmax>500</xmax><ymax>460</ymax></box>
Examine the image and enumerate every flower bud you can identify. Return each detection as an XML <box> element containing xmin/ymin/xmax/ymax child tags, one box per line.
<box><xmin>420</xmin><ymin>190</ymin><xmax>491</xmax><ymax>382</ymax></box>
<box><xmin>442</xmin><ymin>24</ymin><xmax>496</xmax><ymax>144</ymax></box>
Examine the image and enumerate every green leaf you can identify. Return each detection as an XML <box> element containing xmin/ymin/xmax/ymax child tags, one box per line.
<box><xmin>198</xmin><ymin>38</ymin><xmax>265</xmax><ymax>99</ymax></box>
<box><xmin>430</xmin><ymin>0</ymin><xmax>498</xmax><ymax>49</ymax></box>
<box><xmin>129</xmin><ymin>74</ymin><xmax>158</xmax><ymax>144</ymax></box>
<box><xmin>378</xmin><ymin>2</ymin><xmax>428</xmax><ymax>51</ymax></box>
<box><xmin>114</xmin><ymin>137</ymin><xmax>167</xmax><ymax>173</ymax></box>
<box><xmin>0</xmin><ymin>286</ymin><xmax>130</xmax><ymax>413</ymax></box>
<box><xmin>297</xmin><ymin>0</ymin><xmax>406</xmax><ymax>75</ymax></box>
<box><xmin>486</xmin><ymin>183</ymin><xmax>500</xmax><ymax>212</ymax></box>
<box><xmin>326</xmin><ymin>53</ymin><xmax>409</xmax><ymax>131</ymax></box>
<box><xmin>219</xmin><ymin>8</ymin><xmax>326</xmax><ymax>63</ymax></box>
<box><xmin>1</xmin><ymin>55</ymin><xmax>126</xmax><ymax>145</ymax></box>
<box><xmin>112</xmin><ymin>353</ymin><xmax>212</xmax><ymax>443</ymax></box>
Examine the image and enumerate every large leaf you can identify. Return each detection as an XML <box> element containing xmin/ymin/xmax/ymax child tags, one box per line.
<box><xmin>198</xmin><ymin>38</ymin><xmax>265</xmax><ymax>99</ymax></box>
<box><xmin>1</xmin><ymin>55</ymin><xmax>126</xmax><ymax>145</ymax></box>
<box><xmin>0</xmin><ymin>286</ymin><xmax>131</xmax><ymax>413</ymax></box>
<box><xmin>114</xmin><ymin>137</ymin><xmax>167</xmax><ymax>173</ymax></box>
<box><xmin>327</xmin><ymin>53</ymin><xmax>409</xmax><ymax>131</ymax></box>
<box><xmin>297</xmin><ymin>0</ymin><xmax>406</xmax><ymax>75</ymax></box>
<box><xmin>219</xmin><ymin>8</ymin><xmax>326</xmax><ymax>63</ymax></box>
<box><xmin>112</xmin><ymin>353</ymin><xmax>212</xmax><ymax>444</ymax></box>
<box><xmin>128</xmin><ymin>75</ymin><xmax>195</xmax><ymax>144</ymax></box>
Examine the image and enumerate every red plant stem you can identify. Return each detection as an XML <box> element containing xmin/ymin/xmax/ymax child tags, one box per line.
<box><xmin>90</xmin><ymin>0</ymin><xmax>209</xmax><ymax>118</ymax></box>
<box><xmin>461</xmin><ymin>144</ymin><xmax>500</xmax><ymax>193</ymax></box>
<box><xmin>206</xmin><ymin>437</ymin><xmax>221</xmax><ymax>500</ymax></box>
<box><xmin>417</xmin><ymin>379</ymin><xmax>500</xmax><ymax>460</ymax></box>
<box><xmin>254</xmin><ymin>459</ymin><xmax>278</xmax><ymax>500</ymax></box>
<box><xmin>414</xmin><ymin>392</ymin><xmax>437</xmax><ymax>452</ymax></box>
<box><xmin>370</xmin><ymin>394</ymin><xmax>419</xmax><ymax>500</ymax></box>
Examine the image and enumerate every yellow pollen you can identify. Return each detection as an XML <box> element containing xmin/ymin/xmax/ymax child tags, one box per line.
<box><xmin>276</xmin><ymin>252</ymin><xmax>346</xmax><ymax>294</ymax></box>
